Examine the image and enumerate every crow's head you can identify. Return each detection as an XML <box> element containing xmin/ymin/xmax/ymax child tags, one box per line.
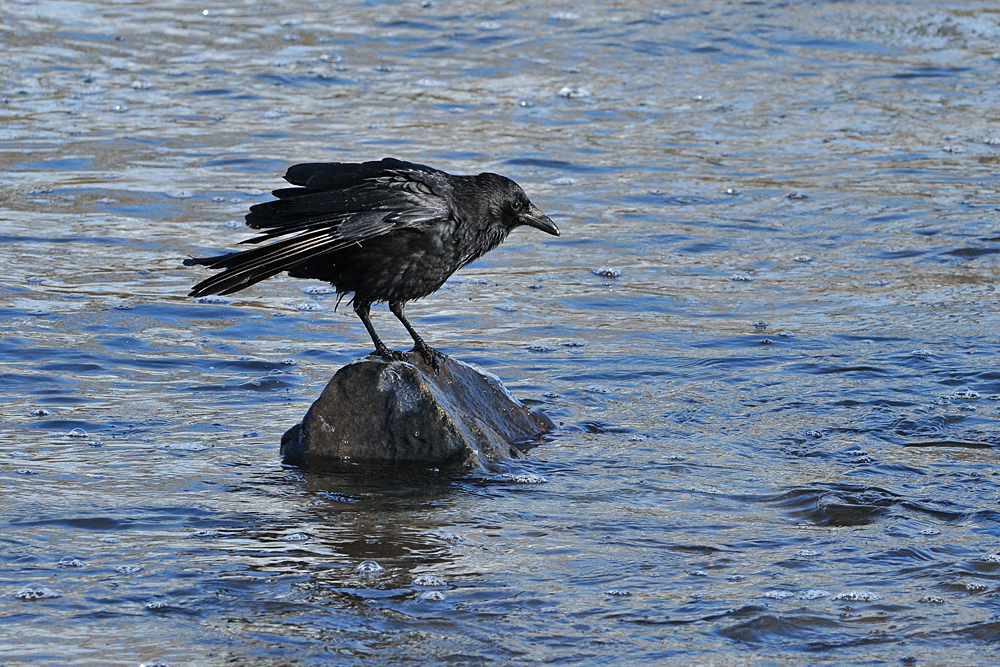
<box><xmin>482</xmin><ymin>174</ymin><xmax>560</xmax><ymax>236</ymax></box>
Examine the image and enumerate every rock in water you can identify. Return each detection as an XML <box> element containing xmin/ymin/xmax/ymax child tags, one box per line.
<box><xmin>281</xmin><ymin>353</ymin><xmax>553</xmax><ymax>470</ymax></box>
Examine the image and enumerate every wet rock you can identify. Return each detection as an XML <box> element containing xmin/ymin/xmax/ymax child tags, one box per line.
<box><xmin>281</xmin><ymin>353</ymin><xmax>553</xmax><ymax>470</ymax></box>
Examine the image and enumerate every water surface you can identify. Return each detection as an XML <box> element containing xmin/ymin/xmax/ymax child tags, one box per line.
<box><xmin>2</xmin><ymin>1</ymin><xmax>1000</xmax><ymax>665</ymax></box>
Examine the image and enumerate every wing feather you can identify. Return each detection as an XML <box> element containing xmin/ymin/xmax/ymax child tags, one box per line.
<box><xmin>187</xmin><ymin>159</ymin><xmax>455</xmax><ymax>297</ymax></box>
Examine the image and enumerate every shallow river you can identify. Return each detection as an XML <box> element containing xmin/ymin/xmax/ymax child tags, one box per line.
<box><xmin>2</xmin><ymin>1</ymin><xmax>1000</xmax><ymax>665</ymax></box>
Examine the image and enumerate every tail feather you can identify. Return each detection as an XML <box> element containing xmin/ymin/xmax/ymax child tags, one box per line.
<box><xmin>188</xmin><ymin>230</ymin><xmax>336</xmax><ymax>297</ymax></box>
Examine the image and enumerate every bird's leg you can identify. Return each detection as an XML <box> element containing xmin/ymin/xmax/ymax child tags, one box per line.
<box><xmin>389</xmin><ymin>301</ymin><xmax>445</xmax><ymax>369</ymax></box>
<box><xmin>355</xmin><ymin>303</ymin><xmax>405</xmax><ymax>362</ymax></box>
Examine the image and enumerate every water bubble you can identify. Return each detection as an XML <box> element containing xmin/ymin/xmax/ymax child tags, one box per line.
<box><xmin>111</xmin><ymin>104</ymin><xmax>128</xmax><ymax>113</ymax></box>
<box><xmin>528</xmin><ymin>344</ymin><xmax>556</xmax><ymax>353</ymax></box>
<box><xmin>495</xmin><ymin>301</ymin><xmax>518</xmax><ymax>312</ymax></box>
<box><xmin>919</xmin><ymin>528</ymin><xmax>940</xmax><ymax>535</ymax></box>
<box><xmin>761</xmin><ymin>590</ymin><xmax>794</xmax><ymax>599</ymax></box>
<box><xmin>418</xmin><ymin>590</ymin><xmax>445</xmax><ymax>601</ymax></box>
<box><xmin>985</xmin><ymin>136</ymin><xmax>1000</xmax><ymax>146</ymax></box>
<box><xmin>966</xmin><ymin>582</ymin><xmax>988</xmax><ymax>592</ymax></box>
<box><xmin>166</xmin><ymin>190</ymin><xmax>193</xmax><ymax>199</ymax></box>
<box><xmin>912</xmin><ymin>348</ymin><xmax>932</xmax><ymax>357</ymax></box>
<box><xmin>58</xmin><ymin>557</ymin><xmax>85</xmax><ymax>568</ymax></box>
<box><xmin>223</xmin><ymin>220</ymin><xmax>242</xmax><ymax>229</ymax></box>
<box><xmin>413</xmin><ymin>574</ymin><xmax>445</xmax><ymax>587</ymax></box>
<box><xmin>16</xmin><ymin>586</ymin><xmax>61</xmax><ymax>601</ymax></box>
<box><xmin>195</xmin><ymin>295</ymin><xmax>231</xmax><ymax>305</ymax></box>
<box><xmin>787</xmin><ymin>192</ymin><xmax>808</xmax><ymax>200</ymax></box>
<box><xmin>550</xmin><ymin>11</ymin><xmax>580</xmax><ymax>21</ymax></box>
<box><xmin>357</xmin><ymin>560</ymin><xmax>385</xmax><ymax>576</ymax></box>
<box><xmin>799</xmin><ymin>589</ymin><xmax>830</xmax><ymax>600</ymax></box>
<box><xmin>725</xmin><ymin>188</ymin><xmax>740</xmax><ymax>195</ymax></box>
<box><xmin>414</xmin><ymin>78</ymin><xmax>449</xmax><ymax>88</ymax></box>
<box><xmin>9</xmin><ymin>451</ymin><xmax>33</xmax><ymax>459</ymax></box>
<box><xmin>832</xmin><ymin>590</ymin><xmax>883</xmax><ymax>602</ymax></box>
<box><xmin>28</xmin><ymin>309</ymin><xmax>51</xmax><ymax>316</ymax></box>
<box><xmin>280</xmin><ymin>358</ymin><xmax>297</xmax><ymax>366</ymax></box>
<box><xmin>793</xmin><ymin>255</ymin><xmax>813</xmax><ymax>263</ymax></box>
<box><xmin>605</xmin><ymin>589</ymin><xmax>632</xmax><ymax>596</ymax></box>
<box><xmin>592</xmin><ymin>267</ymin><xmax>621</xmax><ymax>278</ymax></box>
<box><xmin>951</xmin><ymin>389</ymin><xmax>980</xmax><ymax>400</ymax></box>
<box><xmin>753</xmin><ymin>321</ymin><xmax>768</xmax><ymax>330</ymax></box>
<box><xmin>303</xmin><ymin>285</ymin><xmax>335</xmax><ymax>295</ymax></box>
<box><xmin>561</xmin><ymin>341</ymin><xmax>585</xmax><ymax>347</ymax></box>
<box><xmin>794</xmin><ymin>549</ymin><xmax>819</xmax><ymax>557</ymax></box>
<box><xmin>584</xmin><ymin>384</ymin><xmax>611</xmax><ymax>394</ymax></box>
<box><xmin>282</xmin><ymin>532</ymin><xmax>310</xmax><ymax>542</ymax></box>
<box><xmin>550</xmin><ymin>177</ymin><xmax>579</xmax><ymax>186</ymax></box>
<box><xmin>729</xmin><ymin>273</ymin><xmax>754</xmax><ymax>282</ymax></box>
<box><xmin>919</xmin><ymin>595</ymin><xmax>945</xmax><ymax>604</ymax></box>
<box><xmin>14</xmin><ymin>469</ymin><xmax>34</xmax><ymax>475</ymax></box>
<box><xmin>67</xmin><ymin>428</ymin><xmax>88</xmax><ymax>438</ymax></box>
<box><xmin>689</xmin><ymin>570</ymin><xmax>709</xmax><ymax>577</ymax></box>
<box><xmin>116</xmin><ymin>564</ymin><xmax>145</xmax><ymax>575</ymax></box>
<box><xmin>26</xmin><ymin>276</ymin><xmax>45</xmax><ymax>285</ymax></box>
<box><xmin>191</xmin><ymin>530</ymin><xmax>217</xmax><ymax>538</ymax></box>
<box><xmin>941</xmin><ymin>145</ymin><xmax>964</xmax><ymax>153</ymax></box>
<box><xmin>146</xmin><ymin>601</ymin><xmax>170</xmax><ymax>611</ymax></box>
<box><xmin>778</xmin><ymin>330</ymin><xmax>796</xmax><ymax>338</ymax></box>
<box><xmin>158</xmin><ymin>442</ymin><xmax>208</xmax><ymax>452</ymax></box>
<box><xmin>131</xmin><ymin>79</ymin><xmax>153</xmax><ymax>89</ymax></box>
<box><xmin>31</xmin><ymin>409</ymin><xmax>51</xmax><ymax>416</ymax></box>
<box><xmin>475</xmin><ymin>20</ymin><xmax>503</xmax><ymax>30</ymax></box>
<box><xmin>297</xmin><ymin>300</ymin><xmax>323</xmax><ymax>311</ymax></box>
<box><xmin>558</xmin><ymin>85</ymin><xmax>590</xmax><ymax>99</ymax></box>
<box><xmin>502</xmin><ymin>473</ymin><xmax>547</xmax><ymax>484</ymax></box>
<box><xmin>865</xmin><ymin>279</ymin><xmax>890</xmax><ymax>287</ymax></box>
<box><xmin>981</xmin><ymin>553</ymin><xmax>1000</xmax><ymax>564</ymax></box>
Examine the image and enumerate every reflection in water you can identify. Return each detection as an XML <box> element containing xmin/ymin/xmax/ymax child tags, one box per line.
<box><xmin>2</xmin><ymin>0</ymin><xmax>1000</xmax><ymax>665</ymax></box>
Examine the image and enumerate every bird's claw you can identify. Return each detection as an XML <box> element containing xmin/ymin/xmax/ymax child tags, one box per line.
<box><xmin>414</xmin><ymin>343</ymin><xmax>446</xmax><ymax>372</ymax></box>
<box><xmin>373</xmin><ymin>348</ymin><xmax>408</xmax><ymax>363</ymax></box>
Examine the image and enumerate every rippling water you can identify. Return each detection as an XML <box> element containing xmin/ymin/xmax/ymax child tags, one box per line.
<box><xmin>2</xmin><ymin>1</ymin><xmax>1000</xmax><ymax>665</ymax></box>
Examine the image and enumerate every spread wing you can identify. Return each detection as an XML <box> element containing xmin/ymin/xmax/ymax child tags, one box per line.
<box><xmin>187</xmin><ymin>159</ymin><xmax>455</xmax><ymax>297</ymax></box>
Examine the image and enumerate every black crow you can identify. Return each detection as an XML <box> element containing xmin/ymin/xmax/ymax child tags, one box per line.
<box><xmin>185</xmin><ymin>158</ymin><xmax>559</xmax><ymax>363</ymax></box>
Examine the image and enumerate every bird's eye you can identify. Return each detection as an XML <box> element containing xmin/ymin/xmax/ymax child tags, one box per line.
<box><xmin>511</xmin><ymin>200</ymin><xmax>522</xmax><ymax>211</ymax></box>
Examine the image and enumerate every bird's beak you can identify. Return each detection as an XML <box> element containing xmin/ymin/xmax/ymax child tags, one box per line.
<box><xmin>521</xmin><ymin>204</ymin><xmax>560</xmax><ymax>236</ymax></box>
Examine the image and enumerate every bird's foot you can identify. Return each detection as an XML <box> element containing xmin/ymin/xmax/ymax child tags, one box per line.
<box><xmin>371</xmin><ymin>347</ymin><xmax>408</xmax><ymax>363</ymax></box>
<box><xmin>413</xmin><ymin>342</ymin><xmax>446</xmax><ymax>372</ymax></box>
